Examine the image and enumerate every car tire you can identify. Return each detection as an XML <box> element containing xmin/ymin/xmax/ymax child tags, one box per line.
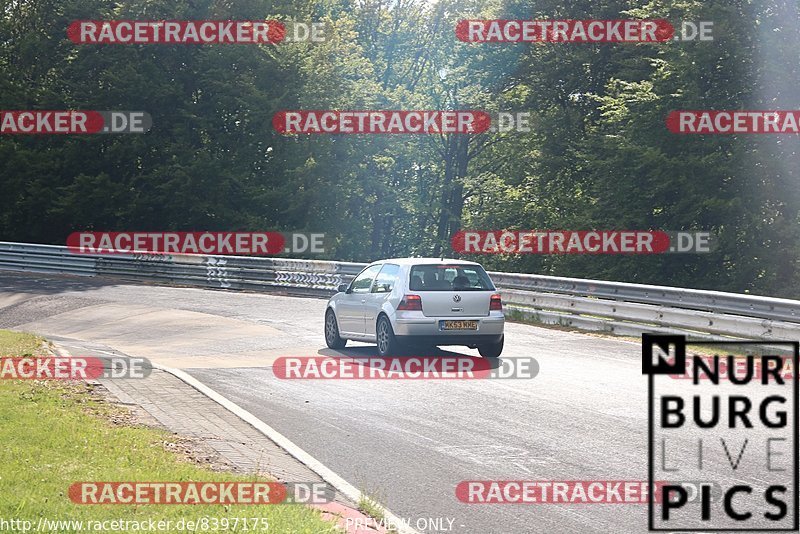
<box><xmin>376</xmin><ymin>315</ymin><xmax>401</xmax><ymax>357</ymax></box>
<box><xmin>478</xmin><ymin>335</ymin><xmax>504</xmax><ymax>358</ymax></box>
<box><xmin>324</xmin><ymin>309</ymin><xmax>347</xmax><ymax>349</ymax></box>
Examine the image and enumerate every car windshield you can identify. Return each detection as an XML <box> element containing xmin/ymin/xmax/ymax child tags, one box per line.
<box><xmin>409</xmin><ymin>264</ymin><xmax>494</xmax><ymax>291</ymax></box>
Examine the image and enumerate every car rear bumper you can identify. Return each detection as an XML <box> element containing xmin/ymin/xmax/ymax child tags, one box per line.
<box><xmin>395</xmin><ymin>333</ymin><xmax>503</xmax><ymax>346</ymax></box>
<box><xmin>393</xmin><ymin>314</ymin><xmax>504</xmax><ymax>343</ymax></box>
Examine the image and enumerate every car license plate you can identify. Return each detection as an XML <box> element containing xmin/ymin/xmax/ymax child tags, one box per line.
<box><xmin>442</xmin><ymin>320</ymin><xmax>478</xmax><ymax>330</ymax></box>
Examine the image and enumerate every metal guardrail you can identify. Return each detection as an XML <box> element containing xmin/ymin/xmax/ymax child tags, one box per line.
<box><xmin>0</xmin><ymin>241</ymin><xmax>363</xmax><ymax>297</ymax></box>
<box><xmin>0</xmin><ymin>241</ymin><xmax>798</xmax><ymax>342</ymax></box>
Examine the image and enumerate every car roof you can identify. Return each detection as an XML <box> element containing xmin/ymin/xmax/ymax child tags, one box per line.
<box><xmin>368</xmin><ymin>257</ymin><xmax>482</xmax><ymax>267</ymax></box>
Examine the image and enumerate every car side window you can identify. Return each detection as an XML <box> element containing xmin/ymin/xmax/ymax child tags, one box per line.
<box><xmin>351</xmin><ymin>264</ymin><xmax>382</xmax><ymax>293</ymax></box>
<box><xmin>372</xmin><ymin>264</ymin><xmax>400</xmax><ymax>293</ymax></box>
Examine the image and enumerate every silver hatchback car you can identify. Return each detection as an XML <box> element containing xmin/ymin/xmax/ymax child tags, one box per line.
<box><xmin>324</xmin><ymin>258</ymin><xmax>505</xmax><ymax>357</ymax></box>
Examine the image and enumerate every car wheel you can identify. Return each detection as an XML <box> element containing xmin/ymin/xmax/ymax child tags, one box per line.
<box><xmin>478</xmin><ymin>335</ymin><xmax>504</xmax><ymax>358</ymax></box>
<box><xmin>376</xmin><ymin>315</ymin><xmax>400</xmax><ymax>357</ymax></box>
<box><xmin>324</xmin><ymin>309</ymin><xmax>346</xmax><ymax>349</ymax></box>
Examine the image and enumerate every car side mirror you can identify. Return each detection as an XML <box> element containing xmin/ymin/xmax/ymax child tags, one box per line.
<box><xmin>337</xmin><ymin>283</ymin><xmax>349</xmax><ymax>293</ymax></box>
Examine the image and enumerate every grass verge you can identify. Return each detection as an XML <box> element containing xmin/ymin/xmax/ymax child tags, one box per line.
<box><xmin>357</xmin><ymin>494</ymin><xmax>396</xmax><ymax>532</ymax></box>
<box><xmin>0</xmin><ymin>330</ymin><xmax>339</xmax><ymax>533</ymax></box>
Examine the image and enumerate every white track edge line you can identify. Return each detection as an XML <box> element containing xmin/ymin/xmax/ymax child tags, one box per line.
<box><xmin>151</xmin><ymin>363</ymin><xmax>421</xmax><ymax>534</ymax></box>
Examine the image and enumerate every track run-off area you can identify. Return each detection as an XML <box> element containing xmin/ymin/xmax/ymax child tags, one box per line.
<box><xmin>1</xmin><ymin>271</ymin><xmax>775</xmax><ymax>534</ymax></box>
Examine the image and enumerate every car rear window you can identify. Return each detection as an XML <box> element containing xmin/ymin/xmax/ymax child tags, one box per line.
<box><xmin>409</xmin><ymin>264</ymin><xmax>494</xmax><ymax>291</ymax></box>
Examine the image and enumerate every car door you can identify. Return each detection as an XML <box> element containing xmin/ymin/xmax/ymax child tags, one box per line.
<box><xmin>337</xmin><ymin>264</ymin><xmax>382</xmax><ymax>336</ymax></box>
<box><xmin>363</xmin><ymin>263</ymin><xmax>400</xmax><ymax>339</ymax></box>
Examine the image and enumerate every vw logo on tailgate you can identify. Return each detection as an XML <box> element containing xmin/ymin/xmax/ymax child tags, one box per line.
<box><xmin>453</xmin><ymin>294</ymin><xmax>461</xmax><ymax>302</ymax></box>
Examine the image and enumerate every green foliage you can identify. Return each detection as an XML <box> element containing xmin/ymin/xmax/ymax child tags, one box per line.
<box><xmin>0</xmin><ymin>0</ymin><xmax>797</xmax><ymax>296</ymax></box>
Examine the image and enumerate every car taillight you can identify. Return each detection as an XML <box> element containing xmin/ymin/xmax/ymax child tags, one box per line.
<box><xmin>490</xmin><ymin>293</ymin><xmax>502</xmax><ymax>311</ymax></box>
<box><xmin>397</xmin><ymin>294</ymin><xmax>422</xmax><ymax>311</ymax></box>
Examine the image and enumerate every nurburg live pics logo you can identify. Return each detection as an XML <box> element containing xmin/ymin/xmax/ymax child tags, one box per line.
<box><xmin>642</xmin><ymin>334</ymin><xmax>798</xmax><ymax>531</ymax></box>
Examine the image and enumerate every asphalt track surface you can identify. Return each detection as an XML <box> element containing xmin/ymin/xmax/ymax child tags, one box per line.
<box><xmin>0</xmin><ymin>272</ymin><xmax>794</xmax><ymax>533</ymax></box>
